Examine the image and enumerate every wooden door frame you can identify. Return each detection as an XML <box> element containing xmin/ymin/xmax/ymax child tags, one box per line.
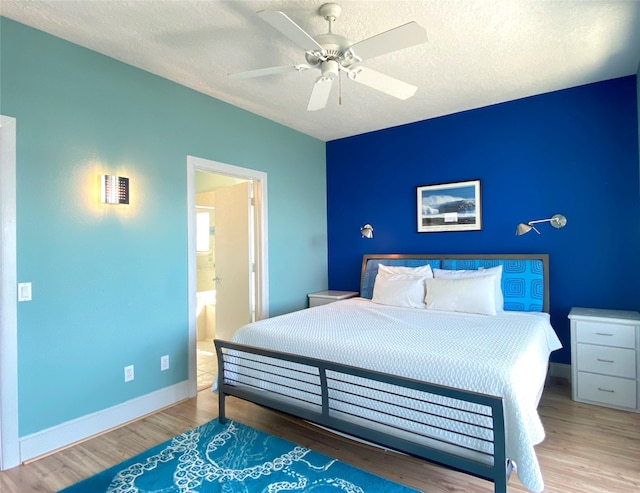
<box><xmin>186</xmin><ymin>155</ymin><xmax>268</xmax><ymax>395</ymax></box>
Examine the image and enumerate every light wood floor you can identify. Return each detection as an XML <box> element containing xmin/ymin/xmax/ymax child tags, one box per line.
<box><xmin>196</xmin><ymin>340</ymin><xmax>217</xmax><ymax>390</ymax></box>
<box><xmin>1</xmin><ymin>379</ymin><xmax>638</xmax><ymax>493</ymax></box>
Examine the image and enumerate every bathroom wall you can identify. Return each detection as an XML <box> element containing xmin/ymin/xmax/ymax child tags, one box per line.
<box><xmin>196</xmin><ymin>191</ymin><xmax>216</xmax><ymax>293</ymax></box>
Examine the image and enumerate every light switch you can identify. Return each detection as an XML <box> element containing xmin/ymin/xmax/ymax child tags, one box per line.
<box><xmin>18</xmin><ymin>282</ymin><xmax>32</xmax><ymax>302</ymax></box>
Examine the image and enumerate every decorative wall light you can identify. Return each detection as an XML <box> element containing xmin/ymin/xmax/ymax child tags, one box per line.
<box><xmin>516</xmin><ymin>214</ymin><xmax>567</xmax><ymax>235</ymax></box>
<box><xmin>360</xmin><ymin>224</ymin><xmax>374</xmax><ymax>238</ymax></box>
<box><xmin>100</xmin><ymin>175</ymin><xmax>129</xmax><ymax>204</ymax></box>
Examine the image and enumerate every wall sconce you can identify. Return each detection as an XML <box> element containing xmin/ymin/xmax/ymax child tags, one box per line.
<box><xmin>360</xmin><ymin>224</ymin><xmax>374</xmax><ymax>238</ymax></box>
<box><xmin>516</xmin><ymin>214</ymin><xmax>567</xmax><ymax>235</ymax></box>
<box><xmin>100</xmin><ymin>175</ymin><xmax>129</xmax><ymax>204</ymax></box>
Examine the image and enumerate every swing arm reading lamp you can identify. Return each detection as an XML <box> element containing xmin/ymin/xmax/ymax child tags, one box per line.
<box><xmin>360</xmin><ymin>224</ymin><xmax>374</xmax><ymax>238</ymax></box>
<box><xmin>516</xmin><ymin>214</ymin><xmax>567</xmax><ymax>235</ymax></box>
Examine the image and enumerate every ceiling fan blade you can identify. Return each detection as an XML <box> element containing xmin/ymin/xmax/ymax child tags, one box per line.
<box><xmin>307</xmin><ymin>76</ymin><xmax>334</xmax><ymax>111</ymax></box>
<box><xmin>257</xmin><ymin>10</ymin><xmax>325</xmax><ymax>54</ymax></box>
<box><xmin>350</xmin><ymin>67</ymin><xmax>417</xmax><ymax>100</ymax></box>
<box><xmin>229</xmin><ymin>64</ymin><xmax>310</xmax><ymax>79</ymax></box>
<box><xmin>347</xmin><ymin>22</ymin><xmax>427</xmax><ymax>61</ymax></box>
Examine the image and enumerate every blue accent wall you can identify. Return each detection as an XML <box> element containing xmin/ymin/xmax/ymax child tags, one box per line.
<box><xmin>326</xmin><ymin>76</ymin><xmax>640</xmax><ymax>365</ymax></box>
<box><xmin>1</xmin><ymin>18</ymin><xmax>327</xmax><ymax>436</ymax></box>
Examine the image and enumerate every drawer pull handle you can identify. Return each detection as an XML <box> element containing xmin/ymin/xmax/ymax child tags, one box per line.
<box><xmin>596</xmin><ymin>358</ymin><xmax>614</xmax><ymax>363</ymax></box>
<box><xmin>597</xmin><ymin>387</ymin><xmax>615</xmax><ymax>393</ymax></box>
<box><xmin>595</xmin><ymin>332</ymin><xmax>613</xmax><ymax>336</ymax></box>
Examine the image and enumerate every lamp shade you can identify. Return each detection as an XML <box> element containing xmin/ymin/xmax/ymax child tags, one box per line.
<box><xmin>516</xmin><ymin>223</ymin><xmax>533</xmax><ymax>235</ymax></box>
<box><xmin>100</xmin><ymin>175</ymin><xmax>129</xmax><ymax>204</ymax></box>
<box><xmin>360</xmin><ymin>224</ymin><xmax>373</xmax><ymax>238</ymax></box>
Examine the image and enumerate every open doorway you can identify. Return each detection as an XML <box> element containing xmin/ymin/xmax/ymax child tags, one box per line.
<box><xmin>195</xmin><ymin>176</ymin><xmax>253</xmax><ymax>390</ymax></box>
<box><xmin>187</xmin><ymin>156</ymin><xmax>268</xmax><ymax>394</ymax></box>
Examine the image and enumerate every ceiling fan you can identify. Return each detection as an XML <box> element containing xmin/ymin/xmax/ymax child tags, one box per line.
<box><xmin>229</xmin><ymin>3</ymin><xmax>428</xmax><ymax>111</ymax></box>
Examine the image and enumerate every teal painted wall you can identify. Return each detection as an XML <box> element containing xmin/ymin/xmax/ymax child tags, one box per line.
<box><xmin>0</xmin><ymin>18</ymin><xmax>327</xmax><ymax>436</ymax></box>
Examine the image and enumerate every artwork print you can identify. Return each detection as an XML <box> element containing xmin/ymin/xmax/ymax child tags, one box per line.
<box><xmin>417</xmin><ymin>180</ymin><xmax>481</xmax><ymax>232</ymax></box>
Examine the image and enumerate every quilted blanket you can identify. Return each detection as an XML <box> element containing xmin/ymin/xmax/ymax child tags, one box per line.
<box><xmin>229</xmin><ymin>298</ymin><xmax>562</xmax><ymax>492</ymax></box>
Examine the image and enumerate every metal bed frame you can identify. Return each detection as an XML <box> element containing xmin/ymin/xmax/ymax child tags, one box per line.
<box><xmin>215</xmin><ymin>339</ymin><xmax>509</xmax><ymax>493</ymax></box>
<box><xmin>215</xmin><ymin>253</ymin><xmax>550</xmax><ymax>492</ymax></box>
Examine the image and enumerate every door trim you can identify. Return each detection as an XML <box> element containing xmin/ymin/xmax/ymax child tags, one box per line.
<box><xmin>0</xmin><ymin>115</ymin><xmax>19</xmax><ymax>469</ymax></box>
<box><xmin>186</xmin><ymin>155</ymin><xmax>268</xmax><ymax>394</ymax></box>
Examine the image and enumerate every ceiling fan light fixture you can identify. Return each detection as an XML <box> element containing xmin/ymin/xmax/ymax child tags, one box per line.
<box><xmin>321</xmin><ymin>60</ymin><xmax>340</xmax><ymax>79</ymax></box>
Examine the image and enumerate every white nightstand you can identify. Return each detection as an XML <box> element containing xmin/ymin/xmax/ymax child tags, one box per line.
<box><xmin>569</xmin><ymin>307</ymin><xmax>640</xmax><ymax>412</ymax></box>
<box><xmin>307</xmin><ymin>290</ymin><xmax>358</xmax><ymax>308</ymax></box>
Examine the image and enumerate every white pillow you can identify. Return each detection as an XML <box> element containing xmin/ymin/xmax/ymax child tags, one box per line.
<box><xmin>378</xmin><ymin>263</ymin><xmax>434</xmax><ymax>278</ymax></box>
<box><xmin>433</xmin><ymin>265</ymin><xmax>503</xmax><ymax>311</ymax></box>
<box><xmin>424</xmin><ymin>276</ymin><xmax>497</xmax><ymax>316</ymax></box>
<box><xmin>372</xmin><ymin>274</ymin><xmax>426</xmax><ymax>308</ymax></box>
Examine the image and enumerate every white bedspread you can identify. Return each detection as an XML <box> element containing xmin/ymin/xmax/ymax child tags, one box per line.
<box><xmin>229</xmin><ymin>298</ymin><xmax>562</xmax><ymax>492</ymax></box>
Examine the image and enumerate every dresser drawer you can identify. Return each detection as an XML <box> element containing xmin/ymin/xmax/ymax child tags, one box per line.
<box><xmin>577</xmin><ymin>344</ymin><xmax>636</xmax><ymax>378</ymax></box>
<box><xmin>575</xmin><ymin>321</ymin><xmax>636</xmax><ymax>348</ymax></box>
<box><xmin>577</xmin><ymin>372</ymin><xmax>637</xmax><ymax>409</ymax></box>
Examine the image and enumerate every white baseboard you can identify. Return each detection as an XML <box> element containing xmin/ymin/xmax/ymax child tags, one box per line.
<box><xmin>19</xmin><ymin>380</ymin><xmax>193</xmax><ymax>463</ymax></box>
<box><xmin>549</xmin><ymin>362</ymin><xmax>571</xmax><ymax>383</ymax></box>
<box><xmin>17</xmin><ymin>364</ymin><xmax>572</xmax><ymax>463</ymax></box>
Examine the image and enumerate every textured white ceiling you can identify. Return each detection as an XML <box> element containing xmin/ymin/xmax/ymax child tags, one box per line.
<box><xmin>2</xmin><ymin>0</ymin><xmax>639</xmax><ymax>141</ymax></box>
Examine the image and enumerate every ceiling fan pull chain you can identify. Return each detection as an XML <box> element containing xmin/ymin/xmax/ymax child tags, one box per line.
<box><xmin>339</xmin><ymin>69</ymin><xmax>342</xmax><ymax>105</ymax></box>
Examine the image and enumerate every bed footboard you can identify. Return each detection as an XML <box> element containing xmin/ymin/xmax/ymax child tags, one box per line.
<box><xmin>214</xmin><ymin>339</ymin><xmax>508</xmax><ymax>493</ymax></box>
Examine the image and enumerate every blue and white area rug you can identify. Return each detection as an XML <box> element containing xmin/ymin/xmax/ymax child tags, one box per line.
<box><xmin>59</xmin><ymin>419</ymin><xmax>421</xmax><ymax>492</ymax></box>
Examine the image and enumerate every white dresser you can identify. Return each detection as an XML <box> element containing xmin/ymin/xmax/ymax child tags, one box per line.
<box><xmin>569</xmin><ymin>307</ymin><xmax>640</xmax><ymax>412</ymax></box>
<box><xmin>307</xmin><ymin>290</ymin><xmax>358</xmax><ymax>308</ymax></box>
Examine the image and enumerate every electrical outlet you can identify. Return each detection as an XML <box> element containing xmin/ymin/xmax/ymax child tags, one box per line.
<box><xmin>160</xmin><ymin>355</ymin><xmax>169</xmax><ymax>371</ymax></box>
<box><xmin>124</xmin><ymin>365</ymin><xmax>134</xmax><ymax>382</ymax></box>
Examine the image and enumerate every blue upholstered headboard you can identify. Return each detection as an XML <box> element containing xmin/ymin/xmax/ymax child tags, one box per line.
<box><xmin>360</xmin><ymin>256</ymin><xmax>442</xmax><ymax>300</ymax></box>
<box><xmin>360</xmin><ymin>254</ymin><xmax>549</xmax><ymax>312</ymax></box>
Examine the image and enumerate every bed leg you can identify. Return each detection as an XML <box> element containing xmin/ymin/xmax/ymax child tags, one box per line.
<box><xmin>492</xmin><ymin>459</ymin><xmax>513</xmax><ymax>493</ymax></box>
<box><xmin>218</xmin><ymin>391</ymin><xmax>227</xmax><ymax>424</ymax></box>
<box><xmin>506</xmin><ymin>459</ymin><xmax>514</xmax><ymax>480</ymax></box>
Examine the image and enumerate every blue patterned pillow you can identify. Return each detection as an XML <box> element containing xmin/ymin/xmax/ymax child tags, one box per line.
<box><xmin>361</xmin><ymin>258</ymin><xmax>441</xmax><ymax>299</ymax></box>
<box><xmin>441</xmin><ymin>259</ymin><xmax>544</xmax><ymax>312</ymax></box>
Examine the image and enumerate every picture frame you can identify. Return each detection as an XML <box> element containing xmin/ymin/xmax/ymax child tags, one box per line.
<box><xmin>416</xmin><ymin>180</ymin><xmax>481</xmax><ymax>233</ymax></box>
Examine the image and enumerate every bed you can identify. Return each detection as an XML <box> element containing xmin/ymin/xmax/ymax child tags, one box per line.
<box><xmin>215</xmin><ymin>254</ymin><xmax>562</xmax><ymax>493</ymax></box>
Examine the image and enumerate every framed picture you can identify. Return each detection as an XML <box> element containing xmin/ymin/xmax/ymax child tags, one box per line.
<box><xmin>417</xmin><ymin>180</ymin><xmax>481</xmax><ymax>233</ymax></box>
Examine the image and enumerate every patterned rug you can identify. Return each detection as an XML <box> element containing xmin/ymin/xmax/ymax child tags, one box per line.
<box><xmin>58</xmin><ymin>419</ymin><xmax>421</xmax><ymax>492</ymax></box>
